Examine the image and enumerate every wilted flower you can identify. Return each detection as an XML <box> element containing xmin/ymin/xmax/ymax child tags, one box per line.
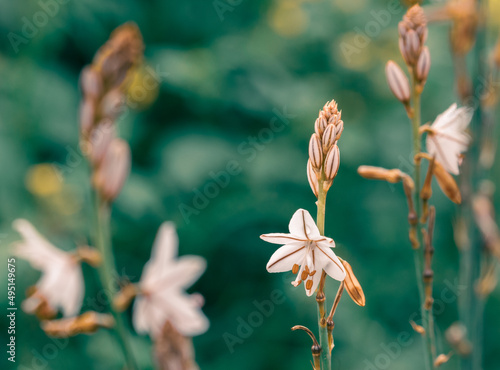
<box><xmin>12</xmin><ymin>219</ymin><xmax>84</xmax><ymax>317</ymax></box>
<box><xmin>133</xmin><ymin>222</ymin><xmax>209</xmax><ymax>338</ymax></box>
<box><xmin>261</xmin><ymin>209</ymin><xmax>346</xmax><ymax>296</ymax></box>
<box><xmin>426</xmin><ymin>103</ymin><xmax>473</xmax><ymax>175</ymax></box>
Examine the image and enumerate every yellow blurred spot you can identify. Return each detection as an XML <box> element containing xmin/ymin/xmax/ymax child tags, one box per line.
<box><xmin>269</xmin><ymin>2</ymin><xmax>309</xmax><ymax>37</ymax></box>
<box><xmin>49</xmin><ymin>187</ymin><xmax>82</xmax><ymax>216</ymax></box>
<box><xmin>332</xmin><ymin>0</ymin><xmax>368</xmax><ymax>14</ymax></box>
<box><xmin>489</xmin><ymin>0</ymin><xmax>500</xmax><ymax>27</ymax></box>
<box><xmin>25</xmin><ymin>164</ymin><xmax>62</xmax><ymax>196</ymax></box>
<box><xmin>335</xmin><ymin>32</ymin><xmax>374</xmax><ymax>71</ymax></box>
<box><xmin>125</xmin><ymin>64</ymin><xmax>159</xmax><ymax>110</ymax></box>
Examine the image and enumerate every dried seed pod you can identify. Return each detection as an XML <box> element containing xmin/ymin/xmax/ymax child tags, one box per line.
<box><xmin>416</xmin><ymin>46</ymin><xmax>431</xmax><ymax>83</ymax></box>
<box><xmin>410</xmin><ymin>320</ymin><xmax>426</xmax><ymax>335</ymax></box>
<box><xmin>322</xmin><ymin>124</ymin><xmax>336</xmax><ymax>152</ymax></box>
<box><xmin>309</xmin><ymin>133</ymin><xmax>323</xmax><ymax>170</ymax></box>
<box><xmin>432</xmin><ymin>161</ymin><xmax>462</xmax><ymax>204</ymax></box>
<box><xmin>340</xmin><ymin>259</ymin><xmax>365</xmax><ymax>307</ymax></box>
<box><xmin>324</xmin><ymin>145</ymin><xmax>340</xmax><ymax>181</ymax></box>
<box><xmin>113</xmin><ymin>283</ymin><xmax>138</xmax><ymax>312</ymax></box>
<box><xmin>434</xmin><ymin>353</ymin><xmax>452</xmax><ymax>367</ymax></box>
<box><xmin>75</xmin><ymin>245</ymin><xmax>102</xmax><ymax>267</ymax></box>
<box><xmin>93</xmin><ymin>139</ymin><xmax>131</xmax><ymax>201</ymax></box>
<box><xmin>42</xmin><ymin>311</ymin><xmax>115</xmax><ymax>338</ymax></box>
<box><xmin>385</xmin><ymin>61</ymin><xmax>411</xmax><ymax>104</ymax></box>
<box><xmin>307</xmin><ymin>159</ymin><xmax>319</xmax><ymax>197</ymax></box>
<box><xmin>357</xmin><ymin>166</ymin><xmax>404</xmax><ymax>183</ymax></box>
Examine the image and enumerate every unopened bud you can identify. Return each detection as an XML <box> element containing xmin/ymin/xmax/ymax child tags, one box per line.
<box><xmin>113</xmin><ymin>284</ymin><xmax>138</xmax><ymax>311</ymax></box>
<box><xmin>434</xmin><ymin>353</ymin><xmax>452</xmax><ymax>367</ymax></box>
<box><xmin>335</xmin><ymin>120</ymin><xmax>344</xmax><ymax>141</ymax></box>
<box><xmin>315</xmin><ymin>115</ymin><xmax>328</xmax><ymax>137</ymax></box>
<box><xmin>357</xmin><ymin>165</ymin><xmax>404</xmax><ymax>183</ymax></box>
<box><xmin>405</xmin><ymin>30</ymin><xmax>421</xmax><ymax>64</ymax></box>
<box><xmin>75</xmin><ymin>245</ymin><xmax>102</xmax><ymax>267</ymax></box>
<box><xmin>309</xmin><ymin>133</ymin><xmax>323</xmax><ymax>170</ymax></box>
<box><xmin>340</xmin><ymin>259</ymin><xmax>365</xmax><ymax>307</ymax></box>
<box><xmin>86</xmin><ymin>121</ymin><xmax>116</xmax><ymax>166</ymax></box>
<box><xmin>307</xmin><ymin>159</ymin><xmax>319</xmax><ymax>198</ymax></box>
<box><xmin>385</xmin><ymin>61</ymin><xmax>411</xmax><ymax>104</ymax></box>
<box><xmin>322</xmin><ymin>124</ymin><xmax>336</xmax><ymax>153</ymax></box>
<box><xmin>416</xmin><ymin>46</ymin><xmax>431</xmax><ymax>82</ymax></box>
<box><xmin>101</xmin><ymin>89</ymin><xmax>125</xmax><ymax>119</ymax></box>
<box><xmin>93</xmin><ymin>139</ymin><xmax>131</xmax><ymax>201</ymax></box>
<box><xmin>324</xmin><ymin>145</ymin><xmax>340</xmax><ymax>181</ymax></box>
<box><xmin>79</xmin><ymin>99</ymin><xmax>96</xmax><ymax>136</ymax></box>
<box><xmin>432</xmin><ymin>161</ymin><xmax>462</xmax><ymax>204</ymax></box>
<box><xmin>80</xmin><ymin>67</ymin><xmax>103</xmax><ymax>99</ymax></box>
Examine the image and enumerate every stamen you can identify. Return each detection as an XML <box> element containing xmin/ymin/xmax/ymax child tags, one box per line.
<box><xmin>304</xmin><ymin>265</ymin><xmax>310</xmax><ymax>274</ymax></box>
<box><xmin>292</xmin><ymin>264</ymin><xmax>299</xmax><ymax>274</ymax></box>
<box><xmin>310</xmin><ymin>270</ymin><xmax>317</xmax><ymax>276</ymax></box>
<box><xmin>301</xmin><ymin>270</ymin><xmax>309</xmax><ymax>281</ymax></box>
<box><xmin>306</xmin><ymin>279</ymin><xmax>313</xmax><ymax>290</ymax></box>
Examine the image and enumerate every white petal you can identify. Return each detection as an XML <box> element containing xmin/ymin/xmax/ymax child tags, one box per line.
<box><xmin>266</xmin><ymin>244</ymin><xmax>307</xmax><ymax>273</ymax></box>
<box><xmin>132</xmin><ymin>296</ymin><xmax>150</xmax><ymax>335</ymax></box>
<box><xmin>315</xmin><ymin>245</ymin><xmax>346</xmax><ymax>281</ymax></box>
<box><xmin>166</xmin><ymin>293</ymin><xmax>210</xmax><ymax>337</ymax></box>
<box><xmin>260</xmin><ymin>233</ymin><xmax>307</xmax><ymax>245</ymax></box>
<box><xmin>427</xmin><ymin>135</ymin><xmax>461</xmax><ymax>175</ymax></box>
<box><xmin>144</xmin><ymin>256</ymin><xmax>206</xmax><ymax>292</ymax></box>
<box><xmin>288</xmin><ymin>209</ymin><xmax>321</xmax><ymax>240</ymax></box>
<box><xmin>140</xmin><ymin>222</ymin><xmax>178</xmax><ymax>284</ymax></box>
<box><xmin>431</xmin><ymin>103</ymin><xmax>458</xmax><ymax>130</ymax></box>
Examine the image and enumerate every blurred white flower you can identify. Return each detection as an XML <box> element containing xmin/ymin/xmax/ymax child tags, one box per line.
<box><xmin>260</xmin><ymin>209</ymin><xmax>346</xmax><ymax>296</ymax></box>
<box><xmin>426</xmin><ymin>103</ymin><xmax>473</xmax><ymax>175</ymax></box>
<box><xmin>133</xmin><ymin>222</ymin><xmax>209</xmax><ymax>338</ymax></box>
<box><xmin>12</xmin><ymin>219</ymin><xmax>84</xmax><ymax>317</ymax></box>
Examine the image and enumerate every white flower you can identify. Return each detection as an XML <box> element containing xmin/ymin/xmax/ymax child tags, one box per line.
<box><xmin>12</xmin><ymin>219</ymin><xmax>84</xmax><ymax>317</ymax></box>
<box><xmin>260</xmin><ymin>209</ymin><xmax>346</xmax><ymax>296</ymax></box>
<box><xmin>426</xmin><ymin>103</ymin><xmax>473</xmax><ymax>175</ymax></box>
<box><xmin>133</xmin><ymin>222</ymin><xmax>209</xmax><ymax>338</ymax></box>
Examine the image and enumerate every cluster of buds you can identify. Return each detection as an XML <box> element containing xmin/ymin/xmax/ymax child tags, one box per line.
<box><xmin>79</xmin><ymin>23</ymin><xmax>144</xmax><ymax>202</ymax></box>
<box><xmin>307</xmin><ymin>100</ymin><xmax>343</xmax><ymax>197</ymax></box>
<box><xmin>386</xmin><ymin>5</ymin><xmax>430</xmax><ymax>106</ymax></box>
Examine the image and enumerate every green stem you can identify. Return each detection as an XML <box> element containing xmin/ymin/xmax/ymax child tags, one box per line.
<box><xmin>410</xmin><ymin>76</ymin><xmax>436</xmax><ymax>369</ymax></box>
<box><xmin>92</xmin><ymin>191</ymin><xmax>138</xmax><ymax>370</ymax></box>
<box><xmin>316</xmin><ymin>178</ymin><xmax>331</xmax><ymax>370</ymax></box>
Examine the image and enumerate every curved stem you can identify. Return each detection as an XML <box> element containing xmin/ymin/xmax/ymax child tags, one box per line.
<box><xmin>92</xmin><ymin>191</ymin><xmax>138</xmax><ymax>370</ymax></box>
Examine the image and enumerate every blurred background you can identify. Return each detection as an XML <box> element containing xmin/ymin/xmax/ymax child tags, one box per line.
<box><xmin>1</xmin><ymin>0</ymin><xmax>499</xmax><ymax>369</ymax></box>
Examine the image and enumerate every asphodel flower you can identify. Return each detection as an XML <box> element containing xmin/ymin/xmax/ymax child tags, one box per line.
<box><xmin>261</xmin><ymin>209</ymin><xmax>346</xmax><ymax>296</ymax></box>
<box><xmin>12</xmin><ymin>219</ymin><xmax>84</xmax><ymax>317</ymax></box>
<box><xmin>425</xmin><ymin>103</ymin><xmax>473</xmax><ymax>175</ymax></box>
<box><xmin>133</xmin><ymin>222</ymin><xmax>209</xmax><ymax>338</ymax></box>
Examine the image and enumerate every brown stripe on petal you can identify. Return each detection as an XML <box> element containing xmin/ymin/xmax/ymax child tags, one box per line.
<box><xmin>267</xmin><ymin>246</ymin><xmax>306</xmax><ymax>269</ymax></box>
<box><xmin>340</xmin><ymin>258</ymin><xmax>366</xmax><ymax>307</ymax></box>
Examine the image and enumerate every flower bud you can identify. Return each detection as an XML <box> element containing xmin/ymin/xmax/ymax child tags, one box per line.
<box><xmin>324</xmin><ymin>145</ymin><xmax>340</xmax><ymax>181</ymax></box>
<box><xmin>314</xmin><ymin>115</ymin><xmax>328</xmax><ymax>137</ymax></box>
<box><xmin>416</xmin><ymin>46</ymin><xmax>431</xmax><ymax>83</ymax></box>
<box><xmin>335</xmin><ymin>120</ymin><xmax>344</xmax><ymax>141</ymax></box>
<box><xmin>405</xmin><ymin>30</ymin><xmax>421</xmax><ymax>64</ymax></box>
<box><xmin>79</xmin><ymin>99</ymin><xmax>96</xmax><ymax>136</ymax></box>
<box><xmin>432</xmin><ymin>161</ymin><xmax>462</xmax><ymax>204</ymax></box>
<box><xmin>307</xmin><ymin>159</ymin><xmax>319</xmax><ymax>198</ymax></box>
<box><xmin>357</xmin><ymin>165</ymin><xmax>403</xmax><ymax>183</ymax></box>
<box><xmin>93</xmin><ymin>139</ymin><xmax>131</xmax><ymax>201</ymax></box>
<box><xmin>340</xmin><ymin>258</ymin><xmax>365</xmax><ymax>307</ymax></box>
<box><xmin>86</xmin><ymin>120</ymin><xmax>116</xmax><ymax>166</ymax></box>
<box><xmin>322</xmin><ymin>124</ymin><xmax>336</xmax><ymax>153</ymax></box>
<box><xmin>309</xmin><ymin>133</ymin><xmax>323</xmax><ymax>170</ymax></box>
<box><xmin>385</xmin><ymin>61</ymin><xmax>411</xmax><ymax>104</ymax></box>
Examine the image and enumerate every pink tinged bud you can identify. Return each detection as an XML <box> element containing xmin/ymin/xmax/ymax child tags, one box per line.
<box><xmin>416</xmin><ymin>46</ymin><xmax>431</xmax><ymax>82</ymax></box>
<box><xmin>398</xmin><ymin>22</ymin><xmax>407</xmax><ymax>38</ymax></box>
<box><xmin>80</xmin><ymin>67</ymin><xmax>103</xmax><ymax>99</ymax></box>
<box><xmin>385</xmin><ymin>61</ymin><xmax>411</xmax><ymax>104</ymax></box>
<box><xmin>307</xmin><ymin>159</ymin><xmax>319</xmax><ymax>198</ymax></box>
<box><xmin>322</xmin><ymin>124</ymin><xmax>336</xmax><ymax>153</ymax></box>
<box><xmin>88</xmin><ymin>121</ymin><xmax>116</xmax><ymax>166</ymax></box>
<box><xmin>309</xmin><ymin>133</ymin><xmax>323</xmax><ymax>170</ymax></box>
<box><xmin>335</xmin><ymin>120</ymin><xmax>344</xmax><ymax>141</ymax></box>
<box><xmin>315</xmin><ymin>115</ymin><xmax>328</xmax><ymax>137</ymax></box>
<box><xmin>102</xmin><ymin>89</ymin><xmax>125</xmax><ymax>119</ymax></box>
<box><xmin>324</xmin><ymin>145</ymin><xmax>340</xmax><ymax>181</ymax></box>
<box><xmin>93</xmin><ymin>139</ymin><xmax>131</xmax><ymax>201</ymax></box>
<box><xmin>80</xmin><ymin>99</ymin><xmax>96</xmax><ymax>135</ymax></box>
<box><xmin>405</xmin><ymin>30</ymin><xmax>421</xmax><ymax>64</ymax></box>
<box><xmin>399</xmin><ymin>37</ymin><xmax>409</xmax><ymax>64</ymax></box>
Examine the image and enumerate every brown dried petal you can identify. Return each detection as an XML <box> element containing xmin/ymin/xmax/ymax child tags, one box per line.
<box><xmin>432</xmin><ymin>161</ymin><xmax>462</xmax><ymax>204</ymax></box>
<box><xmin>340</xmin><ymin>258</ymin><xmax>365</xmax><ymax>307</ymax></box>
<box><xmin>42</xmin><ymin>312</ymin><xmax>115</xmax><ymax>338</ymax></box>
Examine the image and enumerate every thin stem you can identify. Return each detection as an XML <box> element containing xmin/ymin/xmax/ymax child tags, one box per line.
<box><xmin>316</xmin><ymin>176</ymin><xmax>331</xmax><ymax>370</ymax></box>
<box><xmin>410</xmin><ymin>74</ymin><xmax>436</xmax><ymax>369</ymax></box>
<box><xmin>92</xmin><ymin>191</ymin><xmax>138</xmax><ymax>370</ymax></box>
